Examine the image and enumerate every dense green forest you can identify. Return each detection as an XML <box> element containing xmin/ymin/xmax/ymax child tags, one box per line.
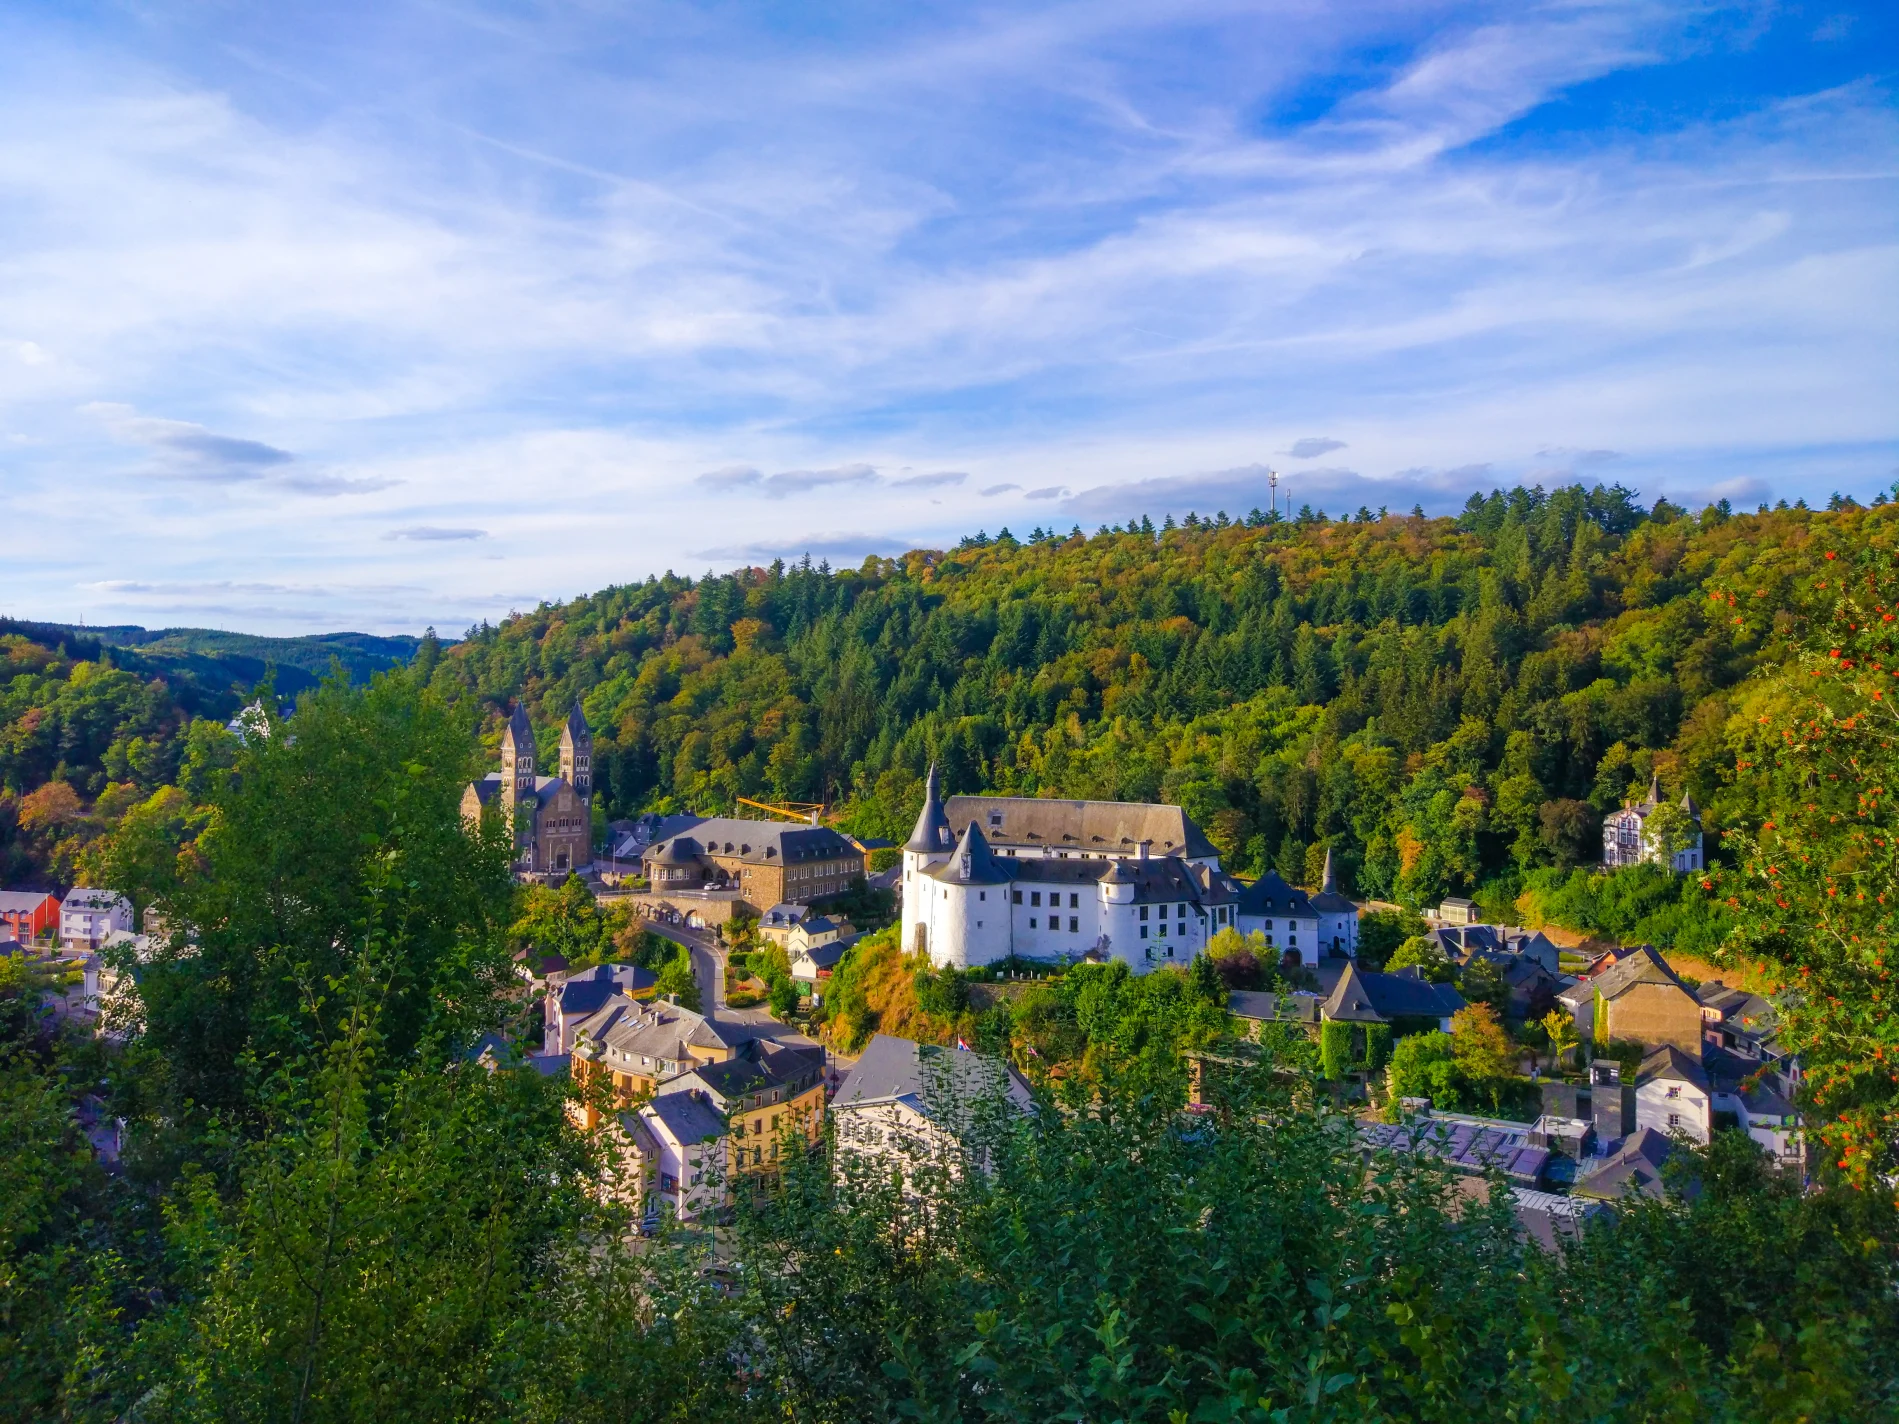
<box><xmin>416</xmin><ymin>487</ymin><xmax>1838</xmax><ymax>930</ymax></box>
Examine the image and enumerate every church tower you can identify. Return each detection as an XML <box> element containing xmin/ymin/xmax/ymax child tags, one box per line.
<box><xmin>559</xmin><ymin>700</ymin><xmax>592</xmax><ymax>807</ymax></box>
<box><xmin>500</xmin><ymin>705</ymin><xmax>536</xmax><ymax>853</ymax></box>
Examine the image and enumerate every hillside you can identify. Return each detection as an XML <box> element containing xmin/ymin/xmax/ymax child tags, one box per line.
<box><xmin>429</xmin><ymin>486</ymin><xmax>1847</xmax><ymax>931</ymax></box>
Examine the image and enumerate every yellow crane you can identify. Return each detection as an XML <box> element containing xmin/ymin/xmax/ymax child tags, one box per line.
<box><xmin>734</xmin><ymin>796</ymin><xmax>826</xmax><ymax>825</ymax></box>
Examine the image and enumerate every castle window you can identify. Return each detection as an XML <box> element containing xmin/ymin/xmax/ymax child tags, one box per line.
<box><xmin>1012</xmin><ymin>890</ymin><xmax>1023</xmax><ymax>904</ymax></box>
<box><xmin>1028</xmin><ymin>917</ymin><xmax>1037</xmax><ymax>929</ymax></box>
<box><xmin>1139</xmin><ymin>906</ymin><xmax>1149</xmax><ymax>921</ymax></box>
<box><xmin>979</xmin><ymin>892</ymin><xmax>986</xmax><ymax>901</ymax></box>
<box><xmin>1031</xmin><ymin>892</ymin><xmax>1041</xmax><ymax>907</ymax></box>
<box><xmin>1069</xmin><ymin>893</ymin><xmax>1079</xmax><ymax>908</ymax></box>
<box><xmin>1069</xmin><ymin>916</ymin><xmax>1078</xmax><ymax>933</ymax></box>
<box><xmin>1140</xmin><ymin>926</ymin><xmax>1148</xmax><ymax>939</ymax></box>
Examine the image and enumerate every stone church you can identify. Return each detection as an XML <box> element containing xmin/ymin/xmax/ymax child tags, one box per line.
<box><xmin>462</xmin><ymin>702</ymin><xmax>595</xmax><ymax>876</ymax></box>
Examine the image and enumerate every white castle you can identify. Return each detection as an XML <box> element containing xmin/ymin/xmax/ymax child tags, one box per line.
<box><xmin>899</xmin><ymin>767</ymin><xmax>1359</xmax><ymax>972</ymax></box>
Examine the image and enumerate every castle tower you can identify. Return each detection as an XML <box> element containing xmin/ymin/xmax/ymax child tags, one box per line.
<box><xmin>559</xmin><ymin>700</ymin><xmax>592</xmax><ymax>806</ymax></box>
<box><xmin>900</xmin><ymin>764</ymin><xmax>957</xmax><ymax>957</ymax></box>
<box><xmin>500</xmin><ymin>705</ymin><xmax>536</xmax><ymax>853</ymax></box>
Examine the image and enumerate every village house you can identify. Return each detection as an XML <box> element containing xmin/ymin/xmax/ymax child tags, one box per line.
<box><xmin>565</xmin><ymin>995</ymin><xmax>742</xmax><ymax>1129</ymax></box>
<box><xmin>1634</xmin><ymin>1045</ymin><xmax>1712</xmax><ymax>1142</ymax></box>
<box><xmin>1320</xmin><ymin>961</ymin><xmax>1467</xmax><ymax>1034</ymax></box>
<box><xmin>0</xmin><ymin>890</ymin><xmax>61</xmax><ymax>944</ymax></box>
<box><xmin>462</xmin><ymin>702</ymin><xmax>595</xmax><ymax>878</ymax></box>
<box><xmin>541</xmin><ymin>962</ymin><xmax>659</xmax><ymax>1054</ymax></box>
<box><xmin>830</xmin><ymin>1033</ymin><xmax>1034</xmax><ymax>1177</ymax></box>
<box><xmin>60</xmin><ymin>887</ymin><xmax>132</xmax><ymax>948</ymax></box>
<box><xmin>655</xmin><ymin>1039</ymin><xmax>827</xmax><ymax>1176</ymax></box>
<box><xmin>1557</xmin><ymin>944</ymin><xmax>1703</xmax><ymax>1057</ymax></box>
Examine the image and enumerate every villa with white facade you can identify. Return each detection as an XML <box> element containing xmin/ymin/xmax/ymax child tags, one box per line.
<box><xmin>899</xmin><ymin>767</ymin><xmax>1354</xmax><ymax>973</ymax></box>
<box><xmin>1603</xmin><ymin>774</ymin><xmax>1704</xmax><ymax>874</ymax></box>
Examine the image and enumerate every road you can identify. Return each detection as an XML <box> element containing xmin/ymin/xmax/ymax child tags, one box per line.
<box><xmin>639</xmin><ymin>918</ymin><xmax>818</xmax><ymax>1048</ymax></box>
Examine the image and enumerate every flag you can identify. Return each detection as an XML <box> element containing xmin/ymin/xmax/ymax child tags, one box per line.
<box><xmin>956</xmin><ymin>1037</ymin><xmax>970</xmax><ymax>1051</ymax></box>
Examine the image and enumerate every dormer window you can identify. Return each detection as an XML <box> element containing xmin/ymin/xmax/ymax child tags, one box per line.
<box><xmin>989</xmin><ymin>812</ymin><xmax>1004</xmax><ymax>828</ymax></box>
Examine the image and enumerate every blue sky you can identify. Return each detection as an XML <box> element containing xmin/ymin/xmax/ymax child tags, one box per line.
<box><xmin>1</xmin><ymin>0</ymin><xmax>1894</xmax><ymax>635</ymax></box>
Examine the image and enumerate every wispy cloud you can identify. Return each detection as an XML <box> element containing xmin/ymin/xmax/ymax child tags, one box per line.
<box><xmin>0</xmin><ymin>1</ymin><xmax>1892</xmax><ymax>632</ymax></box>
<box><xmin>1024</xmin><ymin>485</ymin><xmax>1068</xmax><ymax>500</ymax></box>
<box><xmin>1287</xmin><ymin>437</ymin><xmax>1347</xmax><ymax>459</ymax></box>
<box><xmin>383</xmin><ymin>526</ymin><xmax>487</xmax><ymax>541</ymax></box>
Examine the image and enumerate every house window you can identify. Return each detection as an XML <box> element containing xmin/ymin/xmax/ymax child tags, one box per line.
<box><xmin>1139</xmin><ymin>906</ymin><xmax>1149</xmax><ymax>921</ymax></box>
<box><xmin>1140</xmin><ymin>926</ymin><xmax>1149</xmax><ymax>939</ymax></box>
<box><xmin>1264</xmin><ymin>919</ymin><xmax>1274</xmax><ymax>931</ymax></box>
<box><xmin>1031</xmin><ymin>892</ymin><xmax>1042</xmax><ymax>907</ymax></box>
<box><xmin>1665</xmin><ymin>1086</ymin><xmax>1680</xmax><ymax>1099</ymax></box>
<box><xmin>1667</xmin><ymin>1112</ymin><xmax>1681</xmax><ymax>1128</ymax></box>
<box><xmin>1069</xmin><ymin>916</ymin><xmax>1078</xmax><ymax>933</ymax></box>
<box><xmin>1029</xmin><ymin>918</ymin><xmax>1037</xmax><ymax>929</ymax></box>
<box><xmin>1177</xmin><ymin>904</ymin><xmax>1186</xmax><ymax>919</ymax></box>
<box><xmin>1012</xmin><ymin>890</ymin><xmax>1023</xmax><ymax>904</ymax></box>
<box><xmin>1069</xmin><ymin>893</ymin><xmax>1079</xmax><ymax>908</ymax></box>
<box><xmin>1157</xmin><ymin>922</ymin><xmax>1168</xmax><ymax>937</ymax></box>
<box><xmin>979</xmin><ymin>891</ymin><xmax>986</xmax><ymax>901</ymax></box>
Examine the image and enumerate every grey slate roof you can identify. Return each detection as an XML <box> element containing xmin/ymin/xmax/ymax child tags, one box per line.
<box><xmin>905</xmin><ymin>763</ymin><xmax>956</xmax><ymax>855</ymax></box>
<box><xmin>0</xmin><ymin>890</ymin><xmax>60</xmax><ymax>914</ymax></box>
<box><xmin>1637</xmin><ymin>1044</ymin><xmax>1709</xmax><ymax>1092</ymax></box>
<box><xmin>1234</xmin><ymin>870</ymin><xmax>1313</xmax><ymax>918</ymax></box>
<box><xmin>643</xmin><ymin>818</ymin><xmax>860</xmax><ymax>868</ymax></box>
<box><xmin>833</xmin><ymin>1033</ymin><xmax>1034</xmax><ymax>1118</ymax></box>
<box><xmin>942</xmin><ymin>794</ymin><xmax>1218</xmax><ymax>860</ymax></box>
<box><xmin>1322</xmin><ymin>961</ymin><xmax>1466</xmax><ymax>1023</ymax></box>
<box><xmin>1573</xmin><ymin>1127</ymin><xmax>1673</xmax><ymax>1201</ymax></box>
<box><xmin>646</xmin><ymin>1090</ymin><xmax>727</xmax><ymax>1147</ymax></box>
<box><xmin>926</xmin><ymin>821</ymin><xmax>1014</xmax><ymax>886</ymax></box>
<box><xmin>554</xmin><ymin>963</ymin><xmax>657</xmax><ymax>1019</ymax></box>
<box><xmin>1308</xmin><ymin>847</ymin><xmax>1355</xmax><ymax>914</ymax></box>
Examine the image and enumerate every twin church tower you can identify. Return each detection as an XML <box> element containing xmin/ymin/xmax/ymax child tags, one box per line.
<box><xmin>461</xmin><ymin>701</ymin><xmax>595</xmax><ymax>876</ymax></box>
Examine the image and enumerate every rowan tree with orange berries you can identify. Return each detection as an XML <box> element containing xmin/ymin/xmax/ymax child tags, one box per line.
<box><xmin>1717</xmin><ymin>536</ymin><xmax>1899</xmax><ymax>1187</ymax></box>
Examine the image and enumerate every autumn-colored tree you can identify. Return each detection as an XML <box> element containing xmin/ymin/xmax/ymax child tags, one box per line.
<box><xmin>1716</xmin><ymin>536</ymin><xmax>1899</xmax><ymax>1185</ymax></box>
<box><xmin>1451</xmin><ymin>1003</ymin><xmax>1516</xmax><ymax>1110</ymax></box>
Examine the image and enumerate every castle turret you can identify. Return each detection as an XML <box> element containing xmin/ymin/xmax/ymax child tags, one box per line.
<box><xmin>1308</xmin><ymin>845</ymin><xmax>1359</xmax><ymax>959</ymax></box>
<box><xmin>904</xmin><ymin>763</ymin><xmax>954</xmax><ymax>857</ymax></box>
<box><xmin>560</xmin><ymin>700</ymin><xmax>592</xmax><ymax>805</ymax></box>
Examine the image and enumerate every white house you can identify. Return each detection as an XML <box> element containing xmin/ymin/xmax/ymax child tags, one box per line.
<box><xmin>635</xmin><ymin>1091</ymin><xmax>728</xmax><ymax>1223</ymax></box>
<box><xmin>1634</xmin><ymin>1045</ymin><xmax>1711</xmax><ymax>1142</ymax></box>
<box><xmin>830</xmin><ymin>1033</ymin><xmax>1033</xmax><ymax>1180</ymax></box>
<box><xmin>60</xmin><ymin>888</ymin><xmax>132</xmax><ymax>949</ymax></box>
<box><xmin>1232</xmin><ymin>872</ymin><xmax>1318</xmax><ymax>962</ymax></box>
<box><xmin>1603</xmin><ymin>775</ymin><xmax>1704</xmax><ymax>873</ymax></box>
<box><xmin>898</xmin><ymin>766</ymin><xmax>1247</xmax><ymax>973</ymax></box>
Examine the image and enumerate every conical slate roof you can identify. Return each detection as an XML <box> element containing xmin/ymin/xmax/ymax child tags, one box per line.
<box><xmin>1309</xmin><ymin>845</ymin><xmax>1355</xmax><ymax>913</ymax></box>
<box><xmin>905</xmin><ymin>763</ymin><xmax>955</xmax><ymax>855</ymax></box>
<box><xmin>929</xmin><ymin>821</ymin><xmax>1014</xmax><ymax>886</ymax></box>
<box><xmin>1644</xmin><ymin>772</ymin><xmax>1662</xmax><ymax>807</ymax></box>
<box><xmin>564</xmin><ymin>699</ymin><xmax>589</xmax><ymax>738</ymax></box>
<box><xmin>1679</xmin><ymin>789</ymin><xmax>1700</xmax><ymax>818</ymax></box>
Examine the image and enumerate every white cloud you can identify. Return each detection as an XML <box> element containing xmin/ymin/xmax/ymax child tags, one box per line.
<box><xmin>0</xmin><ymin>3</ymin><xmax>1889</xmax><ymax>632</ymax></box>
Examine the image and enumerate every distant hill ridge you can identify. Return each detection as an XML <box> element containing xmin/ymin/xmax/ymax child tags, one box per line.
<box><xmin>0</xmin><ymin>619</ymin><xmax>425</xmax><ymax>701</ymax></box>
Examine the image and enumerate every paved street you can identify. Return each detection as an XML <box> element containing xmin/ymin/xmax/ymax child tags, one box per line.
<box><xmin>637</xmin><ymin>917</ymin><xmax>818</xmax><ymax>1047</ymax></box>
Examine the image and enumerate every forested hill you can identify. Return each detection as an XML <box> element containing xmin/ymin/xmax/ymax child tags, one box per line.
<box><xmin>431</xmin><ymin>485</ymin><xmax>1861</xmax><ymax>917</ymax></box>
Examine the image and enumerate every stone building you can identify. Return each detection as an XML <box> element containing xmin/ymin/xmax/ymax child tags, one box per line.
<box><xmin>462</xmin><ymin>702</ymin><xmax>594</xmax><ymax>877</ymax></box>
<box><xmin>1557</xmin><ymin>945</ymin><xmax>1703</xmax><ymax>1058</ymax></box>
<box><xmin>641</xmin><ymin>817</ymin><xmax>867</xmax><ymax>913</ymax></box>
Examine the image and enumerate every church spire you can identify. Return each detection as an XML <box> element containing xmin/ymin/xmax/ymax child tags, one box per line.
<box><xmin>1645</xmin><ymin>771</ymin><xmax>1662</xmax><ymax>807</ymax></box>
<box><xmin>559</xmin><ymin>699</ymin><xmax>592</xmax><ymax>804</ymax></box>
<box><xmin>1321</xmin><ymin>844</ymin><xmax>1338</xmax><ymax>894</ymax></box>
